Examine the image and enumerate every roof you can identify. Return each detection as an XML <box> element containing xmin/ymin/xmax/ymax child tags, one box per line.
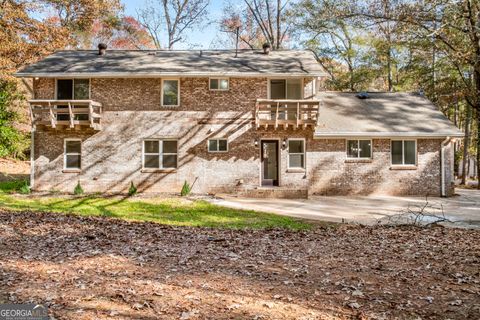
<box><xmin>315</xmin><ymin>92</ymin><xmax>463</xmax><ymax>138</ymax></box>
<box><xmin>15</xmin><ymin>49</ymin><xmax>327</xmax><ymax>78</ymax></box>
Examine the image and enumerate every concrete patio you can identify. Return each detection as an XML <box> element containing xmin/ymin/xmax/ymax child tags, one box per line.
<box><xmin>211</xmin><ymin>189</ymin><xmax>480</xmax><ymax>228</ymax></box>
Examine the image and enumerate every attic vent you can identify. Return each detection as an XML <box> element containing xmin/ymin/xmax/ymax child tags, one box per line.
<box><xmin>356</xmin><ymin>92</ymin><xmax>369</xmax><ymax>99</ymax></box>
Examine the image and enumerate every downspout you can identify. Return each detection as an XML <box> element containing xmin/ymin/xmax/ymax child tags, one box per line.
<box><xmin>30</xmin><ymin>128</ymin><xmax>35</xmax><ymax>190</ymax></box>
<box><xmin>441</xmin><ymin>136</ymin><xmax>452</xmax><ymax>197</ymax></box>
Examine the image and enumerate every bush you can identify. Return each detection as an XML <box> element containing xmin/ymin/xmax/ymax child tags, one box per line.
<box><xmin>180</xmin><ymin>180</ymin><xmax>191</xmax><ymax>196</ymax></box>
<box><xmin>128</xmin><ymin>181</ymin><xmax>137</xmax><ymax>196</ymax></box>
<box><xmin>19</xmin><ymin>181</ymin><xmax>30</xmax><ymax>194</ymax></box>
<box><xmin>0</xmin><ymin>80</ymin><xmax>29</xmax><ymax>159</ymax></box>
<box><xmin>74</xmin><ymin>181</ymin><xmax>84</xmax><ymax>195</ymax></box>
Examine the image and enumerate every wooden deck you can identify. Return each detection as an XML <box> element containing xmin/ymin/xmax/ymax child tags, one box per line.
<box><xmin>255</xmin><ymin>99</ymin><xmax>320</xmax><ymax>129</ymax></box>
<box><xmin>29</xmin><ymin>100</ymin><xmax>103</xmax><ymax>130</ymax></box>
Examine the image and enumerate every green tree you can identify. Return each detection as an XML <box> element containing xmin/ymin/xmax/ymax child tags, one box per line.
<box><xmin>0</xmin><ymin>81</ymin><xmax>29</xmax><ymax>158</ymax></box>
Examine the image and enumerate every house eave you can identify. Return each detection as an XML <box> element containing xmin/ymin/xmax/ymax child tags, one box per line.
<box><xmin>14</xmin><ymin>71</ymin><xmax>329</xmax><ymax>78</ymax></box>
<box><xmin>313</xmin><ymin>132</ymin><xmax>465</xmax><ymax>139</ymax></box>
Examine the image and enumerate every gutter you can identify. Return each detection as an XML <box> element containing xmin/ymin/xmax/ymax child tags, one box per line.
<box><xmin>314</xmin><ymin>132</ymin><xmax>465</xmax><ymax>138</ymax></box>
<box><xmin>14</xmin><ymin>72</ymin><xmax>330</xmax><ymax>79</ymax></box>
<box><xmin>30</xmin><ymin>127</ymin><xmax>35</xmax><ymax>190</ymax></box>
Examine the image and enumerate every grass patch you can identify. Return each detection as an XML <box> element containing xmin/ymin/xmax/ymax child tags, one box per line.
<box><xmin>0</xmin><ymin>180</ymin><xmax>311</xmax><ymax>230</ymax></box>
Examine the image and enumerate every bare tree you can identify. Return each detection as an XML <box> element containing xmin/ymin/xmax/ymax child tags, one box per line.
<box><xmin>244</xmin><ymin>0</ymin><xmax>290</xmax><ymax>49</ymax></box>
<box><xmin>137</xmin><ymin>0</ymin><xmax>209</xmax><ymax>50</ymax></box>
<box><xmin>220</xmin><ymin>0</ymin><xmax>290</xmax><ymax>50</ymax></box>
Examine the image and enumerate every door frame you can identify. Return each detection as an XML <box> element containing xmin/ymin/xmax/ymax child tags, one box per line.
<box><xmin>259</xmin><ymin>139</ymin><xmax>281</xmax><ymax>187</ymax></box>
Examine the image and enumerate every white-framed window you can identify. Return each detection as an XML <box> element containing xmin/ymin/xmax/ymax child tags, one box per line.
<box><xmin>391</xmin><ymin>140</ymin><xmax>416</xmax><ymax>165</ymax></box>
<box><xmin>56</xmin><ymin>79</ymin><xmax>90</xmax><ymax>121</ymax></box>
<box><xmin>56</xmin><ymin>79</ymin><xmax>90</xmax><ymax>100</ymax></box>
<box><xmin>268</xmin><ymin>78</ymin><xmax>303</xmax><ymax>99</ymax></box>
<box><xmin>208</xmin><ymin>139</ymin><xmax>228</xmax><ymax>152</ymax></box>
<box><xmin>161</xmin><ymin>79</ymin><xmax>180</xmax><ymax>106</ymax></box>
<box><xmin>346</xmin><ymin>139</ymin><xmax>372</xmax><ymax>159</ymax></box>
<box><xmin>288</xmin><ymin>139</ymin><xmax>305</xmax><ymax>169</ymax></box>
<box><xmin>209</xmin><ymin>78</ymin><xmax>229</xmax><ymax>91</ymax></box>
<box><xmin>64</xmin><ymin>139</ymin><xmax>82</xmax><ymax>170</ymax></box>
<box><xmin>143</xmin><ymin>139</ymin><xmax>178</xmax><ymax>169</ymax></box>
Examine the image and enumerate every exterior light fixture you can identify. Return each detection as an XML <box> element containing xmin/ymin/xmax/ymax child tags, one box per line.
<box><xmin>254</xmin><ymin>139</ymin><xmax>259</xmax><ymax>147</ymax></box>
<box><xmin>282</xmin><ymin>139</ymin><xmax>287</xmax><ymax>148</ymax></box>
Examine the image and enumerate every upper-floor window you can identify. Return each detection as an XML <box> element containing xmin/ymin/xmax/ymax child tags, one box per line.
<box><xmin>347</xmin><ymin>139</ymin><xmax>372</xmax><ymax>159</ymax></box>
<box><xmin>64</xmin><ymin>139</ymin><xmax>81</xmax><ymax>170</ymax></box>
<box><xmin>391</xmin><ymin>140</ymin><xmax>416</xmax><ymax>166</ymax></box>
<box><xmin>57</xmin><ymin>79</ymin><xmax>90</xmax><ymax>100</ymax></box>
<box><xmin>269</xmin><ymin>79</ymin><xmax>302</xmax><ymax>99</ymax></box>
<box><xmin>208</xmin><ymin>139</ymin><xmax>228</xmax><ymax>152</ymax></box>
<box><xmin>162</xmin><ymin>79</ymin><xmax>179</xmax><ymax>106</ymax></box>
<box><xmin>209</xmin><ymin>78</ymin><xmax>229</xmax><ymax>91</ymax></box>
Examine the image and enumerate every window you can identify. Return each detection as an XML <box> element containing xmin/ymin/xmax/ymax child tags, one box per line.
<box><xmin>162</xmin><ymin>79</ymin><xmax>179</xmax><ymax>106</ymax></box>
<box><xmin>288</xmin><ymin>139</ymin><xmax>305</xmax><ymax>169</ymax></box>
<box><xmin>56</xmin><ymin>79</ymin><xmax>90</xmax><ymax>100</ymax></box>
<box><xmin>347</xmin><ymin>140</ymin><xmax>372</xmax><ymax>159</ymax></box>
<box><xmin>64</xmin><ymin>139</ymin><xmax>81</xmax><ymax>170</ymax></box>
<box><xmin>209</xmin><ymin>78</ymin><xmax>229</xmax><ymax>90</ymax></box>
<box><xmin>269</xmin><ymin>79</ymin><xmax>302</xmax><ymax>99</ymax></box>
<box><xmin>143</xmin><ymin>140</ymin><xmax>178</xmax><ymax>169</ymax></box>
<box><xmin>208</xmin><ymin>139</ymin><xmax>228</xmax><ymax>152</ymax></box>
<box><xmin>391</xmin><ymin>140</ymin><xmax>416</xmax><ymax>165</ymax></box>
<box><xmin>56</xmin><ymin>79</ymin><xmax>90</xmax><ymax>121</ymax></box>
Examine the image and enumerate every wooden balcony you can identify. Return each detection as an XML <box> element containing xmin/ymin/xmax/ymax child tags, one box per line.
<box><xmin>29</xmin><ymin>100</ymin><xmax>103</xmax><ymax>130</ymax></box>
<box><xmin>255</xmin><ymin>99</ymin><xmax>320</xmax><ymax>129</ymax></box>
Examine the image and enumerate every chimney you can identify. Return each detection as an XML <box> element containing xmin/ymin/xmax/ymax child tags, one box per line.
<box><xmin>262</xmin><ymin>43</ymin><xmax>271</xmax><ymax>54</ymax></box>
<box><xmin>98</xmin><ymin>43</ymin><xmax>107</xmax><ymax>55</ymax></box>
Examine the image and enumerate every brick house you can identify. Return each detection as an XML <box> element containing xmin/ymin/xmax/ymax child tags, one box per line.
<box><xmin>15</xmin><ymin>47</ymin><xmax>463</xmax><ymax>197</ymax></box>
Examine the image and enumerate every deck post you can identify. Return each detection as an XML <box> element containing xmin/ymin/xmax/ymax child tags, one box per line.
<box><xmin>68</xmin><ymin>102</ymin><xmax>74</xmax><ymax>128</ymax></box>
<box><xmin>48</xmin><ymin>102</ymin><xmax>56</xmax><ymax>128</ymax></box>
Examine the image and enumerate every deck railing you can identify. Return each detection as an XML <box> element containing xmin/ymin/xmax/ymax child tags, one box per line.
<box><xmin>255</xmin><ymin>99</ymin><xmax>320</xmax><ymax>129</ymax></box>
<box><xmin>28</xmin><ymin>100</ymin><xmax>103</xmax><ymax>130</ymax></box>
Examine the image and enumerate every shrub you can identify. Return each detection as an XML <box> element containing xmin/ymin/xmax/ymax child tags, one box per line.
<box><xmin>0</xmin><ymin>80</ymin><xmax>29</xmax><ymax>159</ymax></box>
<box><xmin>19</xmin><ymin>180</ymin><xmax>30</xmax><ymax>194</ymax></box>
<box><xmin>74</xmin><ymin>181</ymin><xmax>84</xmax><ymax>195</ymax></box>
<box><xmin>128</xmin><ymin>181</ymin><xmax>137</xmax><ymax>196</ymax></box>
<box><xmin>180</xmin><ymin>180</ymin><xmax>191</xmax><ymax>197</ymax></box>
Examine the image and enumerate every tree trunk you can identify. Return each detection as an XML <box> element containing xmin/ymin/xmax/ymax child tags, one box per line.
<box><xmin>462</xmin><ymin>104</ymin><xmax>472</xmax><ymax>185</ymax></box>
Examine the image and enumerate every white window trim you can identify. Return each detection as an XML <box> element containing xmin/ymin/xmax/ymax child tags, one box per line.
<box><xmin>267</xmin><ymin>78</ymin><xmax>304</xmax><ymax>99</ymax></box>
<box><xmin>55</xmin><ymin>78</ymin><xmax>91</xmax><ymax>100</ymax></box>
<box><xmin>391</xmin><ymin>139</ymin><xmax>417</xmax><ymax>166</ymax></box>
<box><xmin>161</xmin><ymin>78</ymin><xmax>180</xmax><ymax>107</ymax></box>
<box><xmin>64</xmin><ymin>138</ymin><xmax>82</xmax><ymax>170</ymax></box>
<box><xmin>209</xmin><ymin>77</ymin><xmax>229</xmax><ymax>91</ymax></box>
<box><xmin>207</xmin><ymin>138</ymin><xmax>229</xmax><ymax>153</ymax></box>
<box><xmin>346</xmin><ymin>139</ymin><xmax>373</xmax><ymax>159</ymax></box>
<box><xmin>142</xmin><ymin>139</ymin><xmax>178</xmax><ymax>169</ymax></box>
<box><xmin>287</xmin><ymin>138</ymin><xmax>306</xmax><ymax>169</ymax></box>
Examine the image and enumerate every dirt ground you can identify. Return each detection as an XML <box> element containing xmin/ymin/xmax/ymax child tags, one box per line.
<box><xmin>0</xmin><ymin>210</ymin><xmax>479</xmax><ymax>320</ymax></box>
<box><xmin>0</xmin><ymin>158</ymin><xmax>29</xmax><ymax>181</ymax></box>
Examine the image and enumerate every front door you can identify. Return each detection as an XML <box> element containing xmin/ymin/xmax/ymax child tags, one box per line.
<box><xmin>261</xmin><ymin>140</ymin><xmax>279</xmax><ymax>186</ymax></box>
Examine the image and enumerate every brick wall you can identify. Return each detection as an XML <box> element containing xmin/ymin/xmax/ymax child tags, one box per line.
<box><xmin>31</xmin><ymin>77</ymin><xmax>451</xmax><ymax>196</ymax></box>
<box><xmin>307</xmin><ymin>139</ymin><xmax>443</xmax><ymax>196</ymax></box>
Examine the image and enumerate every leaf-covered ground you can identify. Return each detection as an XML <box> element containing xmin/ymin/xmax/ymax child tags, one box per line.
<box><xmin>0</xmin><ymin>210</ymin><xmax>479</xmax><ymax>319</ymax></box>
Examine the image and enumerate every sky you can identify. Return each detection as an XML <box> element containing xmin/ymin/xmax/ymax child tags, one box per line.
<box><xmin>122</xmin><ymin>0</ymin><xmax>229</xmax><ymax>49</ymax></box>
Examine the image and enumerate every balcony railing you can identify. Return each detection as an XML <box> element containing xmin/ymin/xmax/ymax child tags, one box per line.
<box><xmin>29</xmin><ymin>100</ymin><xmax>103</xmax><ymax>130</ymax></box>
<box><xmin>255</xmin><ymin>99</ymin><xmax>320</xmax><ymax>129</ymax></box>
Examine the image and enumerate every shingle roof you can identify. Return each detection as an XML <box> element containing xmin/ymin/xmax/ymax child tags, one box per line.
<box><xmin>315</xmin><ymin>92</ymin><xmax>463</xmax><ymax>138</ymax></box>
<box><xmin>15</xmin><ymin>49</ymin><xmax>327</xmax><ymax>77</ymax></box>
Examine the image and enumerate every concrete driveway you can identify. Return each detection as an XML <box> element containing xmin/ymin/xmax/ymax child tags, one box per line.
<box><xmin>210</xmin><ymin>189</ymin><xmax>480</xmax><ymax>228</ymax></box>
